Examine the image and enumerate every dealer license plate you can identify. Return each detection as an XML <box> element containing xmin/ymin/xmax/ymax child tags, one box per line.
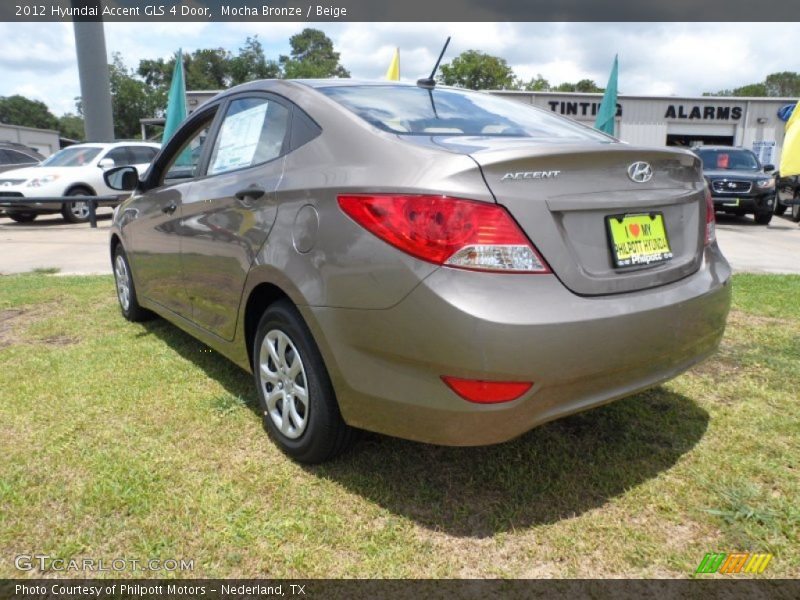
<box><xmin>606</xmin><ymin>213</ymin><xmax>673</xmax><ymax>268</ymax></box>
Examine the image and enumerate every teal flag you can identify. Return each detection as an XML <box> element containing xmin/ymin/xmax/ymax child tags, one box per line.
<box><xmin>162</xmin><ymin>49</ymin><xmax>187</xmax><ymax>144</ymax></box>
<box><xmin>595</xmin><ymin>55</ymin><xmax>618</xmax><ymax>136</ymax></box>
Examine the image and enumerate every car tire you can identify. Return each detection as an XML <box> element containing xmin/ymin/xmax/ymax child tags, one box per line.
<box><xmin>754</xmin><ymin>210</ymin><xmax>773</xmax><ymax>225</ymax></box>
<box><xmin>61</xmin><ymin>187</ymin><xmax>93</xmax><ymax>224</ymax></box>
<box><xmin>8</xmin><ymin>212</ymin><xmax>37</xmax><ymax>223</ymax></box>
<box><xmin>792</xmin><ymin>202</ymin><xmax>800</xmax><ymax>223</ymax></box>
<box><xmin>113</xmin><ymin>245</ymin><xmax>152</xmax><ymax>322</ymax></box>
<box><xmin>775</xmin><ymin>184</ymin><xmax>790</xmax><ymax>216</ymax></box>
<box><xmin>253</xmin><ymin>300</ymin><xmax>356</xmax><ymax>464</ymax></box>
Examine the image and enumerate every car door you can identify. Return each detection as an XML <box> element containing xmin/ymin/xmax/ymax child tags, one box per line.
<box><xmin>179</xmin><ymin>93</ymin><xmax>291</xmax><ymax>340</ymax></box>
<box><xmin>0</xmin><ymin>150</ymin><xmax>13</xmax><ymax>173</ymax></box>
<box><xmin>126</xmin><ymin>109</ymin><xmax>219</xmax><ymax>317</ymax></box>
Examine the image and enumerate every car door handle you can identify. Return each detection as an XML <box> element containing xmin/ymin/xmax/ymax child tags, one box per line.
<box><xmin>162</xmin><ymin>202</ymin><xmax>177</xmax><ymax>214</ymax></box>
<box><xmin>235</xmin><ymin>185</ymin><xmax>266</xmax><ymax>201</ymax></box>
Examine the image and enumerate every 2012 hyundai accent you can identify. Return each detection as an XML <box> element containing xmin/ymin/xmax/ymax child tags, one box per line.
<box><xmin>106</xmin><ymin>80</ymin><xmax>732</xmax><ymax>463</ymax></box>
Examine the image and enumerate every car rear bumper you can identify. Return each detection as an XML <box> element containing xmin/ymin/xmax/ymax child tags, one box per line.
<box><xmin>302</xmin><ymin>244</ymin><xmax>732</xmax><ymax>446</ymax></box>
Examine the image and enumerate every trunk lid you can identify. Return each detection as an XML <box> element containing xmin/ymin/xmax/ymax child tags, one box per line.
<box><xmin>442</xmin><ymin>137</ymin><xmax>705</xmax><ymax>296</ymax></box>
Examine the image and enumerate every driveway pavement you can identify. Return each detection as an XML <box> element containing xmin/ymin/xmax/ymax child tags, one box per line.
<box><xmin>0</xmin><ymin>212</ymin><xmax>113</xmax><ymax>275</ymax></box>
<box><xmin>1</xmin><ymin>211</ymin><xmax>799</xmax><ymax>276</ymax></box>
<box><xmin>714</xmin><ymin>213</ymin><xmax>800</xmax><ymax>275</ymax></box>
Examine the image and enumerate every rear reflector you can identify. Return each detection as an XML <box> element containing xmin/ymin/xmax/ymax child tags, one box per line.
<box><xmin>704</xmin><ymin>185</ymin><xmax>716</xmax><ymax>246</ymax></box>
<box><xmin>338</xmin><ymin>194</ymin><xmax>550</xmax><ymax>273</ymax></box>
<box><xmin>441</xmin><ymin>376</ymin><xmax>533</xmax><ymax>404</ymax></box>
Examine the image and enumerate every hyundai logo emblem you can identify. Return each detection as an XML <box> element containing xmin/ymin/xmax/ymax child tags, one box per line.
<box><xmin>627</xmin><ymin>162</ymin><xmax>653</xmax><ymax>183</ymax></box>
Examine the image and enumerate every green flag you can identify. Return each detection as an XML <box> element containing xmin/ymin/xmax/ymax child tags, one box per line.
<box><xmin>595</xmin><ymin>55</ymin><xmax>618</xmax><ymax>136</ymax></box>
<box><xmin>162</xmin><ymin>49</ymin><xmax>187</xmax><ymax>144</ymax></box>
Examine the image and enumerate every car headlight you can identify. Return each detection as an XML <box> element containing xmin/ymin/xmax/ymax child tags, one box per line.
<box><xmin>756</xmin><ymin>178</ymin><xmax>775</xmax><ymax>189</ymax></box>
<box><xmin>26</xmin><ymin>174</ymin><xmax>60</xmax><ymax>188</ymax></box>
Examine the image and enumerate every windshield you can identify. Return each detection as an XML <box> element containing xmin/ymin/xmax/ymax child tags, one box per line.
<box><xmin>696</xmin><ymin>148</ymin><xmax>759</xmax><ymax>171</ymax></box>
<box><xmin>318</xmin><ymin>85</ymin><xmax>610</xmax><ymax>141</ymax></box>
<box><xmin>40</xmin><ymin>146</ymin><xmax>102</xmax><ymax>167</ymax></box>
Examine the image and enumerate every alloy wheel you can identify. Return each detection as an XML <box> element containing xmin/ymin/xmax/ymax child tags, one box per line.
<box><xmin>259</xmin><ymin>330</ymin><xmax>309</xmax><ymax>439</ymax></box>
<box><xmin>114</xmin><ymin>254</ymin><xmax>131</xmax><ymax>311</ymax></box>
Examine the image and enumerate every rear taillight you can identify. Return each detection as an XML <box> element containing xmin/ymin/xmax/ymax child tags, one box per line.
<box><xmin>338</xmin><ymin>194</ymin><xmax>550</xmax><ymax>273</ymax></box>
<box><xmin>441</xmin><ymin>376</ymin><xmax>533</xmax><ymax>403</ymax></box>
<box><xmin>704</xmin><ymin>185</ymin><xmax>716</xmax><ymax>246</ymax></box>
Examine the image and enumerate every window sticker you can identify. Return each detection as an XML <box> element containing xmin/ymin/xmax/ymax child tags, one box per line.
<box><xmin>209</xmin><ymin>102</ymin><xmax>269</xmax><ymax>175</ymax></box>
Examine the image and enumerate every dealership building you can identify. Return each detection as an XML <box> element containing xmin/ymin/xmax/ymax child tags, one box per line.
<box><xmin>492</xmin><ymin>91</ymin><xmax>794</xmax><ymax>167</ymax></box>
<box><xmin>178</xmin><ymin>89</ymin><xmax>795</xmax><ymax>167</ymax></box>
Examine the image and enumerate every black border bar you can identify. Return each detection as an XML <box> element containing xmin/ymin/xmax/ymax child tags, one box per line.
<box><xmin>2</xmin><ymin>0</ymin><xmax>800</xmax><ymax>22</ymax></box>
<box><xmin>3</xmin><ymin>579</ymin><xmax>800</xmax><ymax>600</ymax></box>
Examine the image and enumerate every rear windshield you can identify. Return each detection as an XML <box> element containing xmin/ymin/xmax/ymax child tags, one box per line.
<box><xmin>318</xmin><ymin>85</ymin><xmax>609</xmax><ymax>141</ymax></box>
<box><xmin>695</xmin><ymin>148</ymin><xmax>759</xmax><ymax>171</ymax></box>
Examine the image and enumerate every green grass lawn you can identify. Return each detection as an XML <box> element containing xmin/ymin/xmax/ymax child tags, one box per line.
<box><xmin>0</xmin><ymin>273</ymin><xmax>798</xmax><ymax>578</ymax></box>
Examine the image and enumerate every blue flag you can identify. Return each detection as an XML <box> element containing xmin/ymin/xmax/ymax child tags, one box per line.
<box><xmin>595</xmin><ymin>55</ymin><xmax>618</xmax><ymax>136</ymax></box>
<box><xmin>162</xmin><ymin>49</ymin><xmax>187</xmax><ymax>144</ymax></box>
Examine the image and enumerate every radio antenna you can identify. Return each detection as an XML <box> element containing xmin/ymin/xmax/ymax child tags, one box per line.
<box><xmin>416</xmin><ymin>36</ymin><xmax>451</xmax><ymax>89</ymax></box>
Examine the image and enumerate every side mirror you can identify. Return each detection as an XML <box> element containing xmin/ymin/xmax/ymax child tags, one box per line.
<box><xmin>104</xmin><ymin>165</ymin><xmax>139</xmax><ymax>191</ymax></box>
<box><xmin>763</xmin><ymin>163</ymin><xmax>775</xmax><ymax>172</ymax></box>
<box><xmin>98</xmin><ymin>158</ymin><xmax>115</xmax><ymax>171</ymax></box>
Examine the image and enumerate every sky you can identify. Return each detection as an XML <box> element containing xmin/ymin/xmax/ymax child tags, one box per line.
<box><xmin>0</xmin><ymin>22</ymin><xmax>795</xmax><ymax>117</ymax></box>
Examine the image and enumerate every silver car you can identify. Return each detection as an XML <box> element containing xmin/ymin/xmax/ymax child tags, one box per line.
<box><xmin>106</xmin><ymin>80</ymin><xmax>731</xmax><ymax>463</ymax></box>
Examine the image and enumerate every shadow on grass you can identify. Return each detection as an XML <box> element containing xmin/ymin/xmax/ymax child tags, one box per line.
<box><xmin>141</xmin><ymin>318</ymin><xmax>709</xmax><ymax>538</ymax></box>
<box><xmin>138</xmin><ymin>319</ymin><xmax>259</xmax><ymax>409</ymax></box>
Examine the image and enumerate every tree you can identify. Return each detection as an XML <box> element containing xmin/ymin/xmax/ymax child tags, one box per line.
<box><xmin>279</xmin><ymin>28</ymin><xmax>350</xmax><ymax>79</ymax></box>
<box><xmin>185</xmin><ymin>48</ymin><xmax>233</xmax><ymax>89</ymax></box>
<box><xmin>230</xmin><ymin>36</ymin><xmax>280</xmax><ymax>84</ymax></box>
<box><xmin>103</xmin><ymin>53</ymin><xmax>166</xmax><ymax>139</ymax></box>
<box><xmin>0</xmin><ymin>95</ymin><xmax>58</xmax><ymax>129</ymax></box>
<box><xmin>57</xmin><ymin>114</ymin><xmax>85</xmax><ymax>140</ymax></box>
<box><xmin>139</xmin><ymin>48</ymin><xmax>234</xmax><ymax>92</ymax></box>
<box><xmin>438</xmin><ymin>50</ymin><xmax>516</xmax><ymax>90</ymax></box>
<box><xmin>733</xmin><ymin>83</ymin><xmax>769</xmax><ymax>96</ymax></box>
<box><xmin>765</xmin><ymin>72</ymin><xmax>800</xmax><ymax>97</ymax></box>
<box><xmin>555</xmin><ymin>79</ymin><xmax>604</xmax><ymax>93</ymax></box>
<box><xmin>705</xmin><ymin>71</ymin><xmax>800</xmax><ymax>97</ymax></box>
<box><xmin>518</xmin><ymin>74</ymin><xmax>551</xmax><ymax>91</ymax></box>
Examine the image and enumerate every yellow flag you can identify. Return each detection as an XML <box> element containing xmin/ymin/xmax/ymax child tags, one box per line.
<box><xmin>780</xmin><ymin>102</ymin><xmax>800</xmax><ymax>176</ymax></box>
<box><xmin>385</xmin><ymin>48</ymin><xmax>400</xmax><ymax>81</ymax></box>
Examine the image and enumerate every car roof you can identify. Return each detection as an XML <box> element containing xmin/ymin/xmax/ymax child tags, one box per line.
<box><xmin>206</xmin><ymin>79</ymin><xmax>470</xmax><ymax>104</ymax></box>
<box><xmin>294</xmin><ymin>79</ymin><xmax>421</xmax><ymax>88</ymax></box>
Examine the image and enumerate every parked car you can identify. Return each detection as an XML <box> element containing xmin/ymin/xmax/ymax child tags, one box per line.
<box><xmin>0</xmin><ymin>142</ymin><xmax>44</xmax><ymax>173</ymax></box>
<box><xmin>106</xmin><ymin>80</ymin><xmax>732</xmax><ymax>463</ymax></box>
<box><xmin>692</xmin><ymin>145</ymin><xmax>777</xmax><ymax>225</ymax></box>
<box><xmin>0</xmin><ymin>141</ymin><xmax>159</xmax><ymax>223</ymax></box>
<box><xmin>774</xmin><ymin>172</ymin><xmax>800</xmax><ymax>221</ymax></box>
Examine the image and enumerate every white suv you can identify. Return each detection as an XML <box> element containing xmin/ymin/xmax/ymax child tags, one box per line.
<box><xmin>0</xmin><ymin>141</ymin><xmax>160</xmax><ymax>223</ymax></box>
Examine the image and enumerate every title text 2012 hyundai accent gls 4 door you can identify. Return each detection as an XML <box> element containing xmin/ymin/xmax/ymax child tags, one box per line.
<box><xmin>106</xmin><ymin>80</ymin><xmax>732</xmax><ymax>463</ymax></box>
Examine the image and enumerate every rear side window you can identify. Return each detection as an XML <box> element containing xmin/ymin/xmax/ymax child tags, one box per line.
<box><xmin>128</xmin><ymin>146</ymin><xmax>158</xmax><ymax>164</ymax></box>
<box><xmin>318</xmin><ymin>85</ymin><xmax>609</xmax><ymax>141</ymax></box>
<box><xmin>208</xmin><ymin>97</ymin><xmax>290</xmax><ymax>175</ymax></box>
<box><xmin>105</xmin><ymin>147</ymin><xmax>132</xmax><ymax>166</ymax></box>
